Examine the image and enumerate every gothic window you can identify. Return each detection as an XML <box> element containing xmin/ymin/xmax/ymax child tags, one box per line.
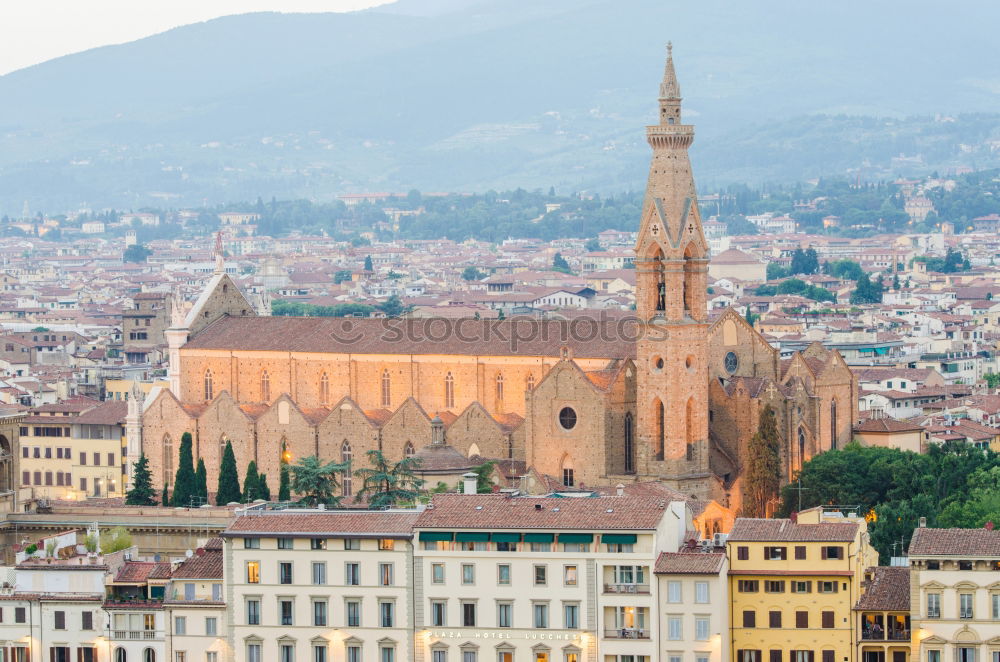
<box><xmin>798</xmin><ymin>427</ymin><xmax>807</xmax><ymax>469</ymax></box>
<box><xmin>654</xmin><ymin>399</ymin><xmax>665</xmax><ymax>461</ymax></box>
<box><xmin>683</xmin><ymin>243</ymin><xmax>698</xmax><ymax>316</ymax></box>
<box><xmin>831</xmin><ymin>400</ymin><xmax>838</xmax><ymax>450</ymax></box>
<box><xmin>381</xmin><ymin>370</ymin><xmax>391</xmax><ymax>408</ymax></box>
<box><xmin>203</xmin><ymin>370</ymin><xmax>213</xmax><ymax>402</ymax></box>
<box><xmin>341</xmin><ymin>442</ymin><xmax>353</xmax><ymax>497</ymax></box>
<box><xmin>444</xmin><ymin>372</ymin><xmax>455</xmax><ymax>409</ymax></box>
<box><xmin>320</xmin><ymin>372</ymin><xmax>330</xmax><ymax>406</ymax></box>
<box><xmin>526</xmin><ymin>374</ymin><xmax>535</xmax><ymax>392</ymax></box>
<box><xmin>653</xmin><ymin>251</ymin><xmax>666</xmax><ymax>312</ymax></box>
<box><xmin>624</xmin><ymin>413</ymin><xmax>635</xmax><ymax>474</ymax></box>
<box><xmin>404</xmin><ymin>442</ymin><xmax>415</xmax><ymax>459</ymax></box>
<box><xmin>260</xmin><ymin>370</ymin><xmax>270</xmax><ymax>402</ymax></box>
<box><xmin>495</xmin><ymin>373</ymin><xmax>504</xmax><ymax>403</ymax></box>
<box><xmin>685</xmin><ymin>398</ymin><xmax>695</xmax><ymax>461</ymax></box>
<box><xmin>561</xmin><ymin>457</ymin><xmax>574</xmax><ymax>487</ymax></box>
<box><xmin>163</xmin><ymin>435</ymin><xmax>174</xmax><ymax>487</ymax></box>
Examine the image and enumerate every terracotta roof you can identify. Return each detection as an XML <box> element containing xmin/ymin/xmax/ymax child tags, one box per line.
<box><xmin>412</xmin><ymin>443</ymin><xmax>475</xmax><ymax>472</ymax></box>
<box><xmin>171</xmin><ymin>546</ymin><xmax>223</xmax><ymax>580</ymax></box>
<box><xmin>855</xmin><ymin>418</ymin><xmax>923</xmax><ymax>433</ymax></box>
<box><xmin>73</xmin><ymin>400</ymin><xmax>127</xmax><ymax>425</ymax></box>
<box><xmin>224</xmin><ymin>511</ymin><xmax>420</xmax><ymax>537</ymax></box>
<box><xmin>909</xmin><ymin>527</ymin><xmax>1000</xmax><ymax>556</ymax></box>
<box><xmin>655</xmin><ymin>551</ymin><xmax>726</xmax><ymax>574</ymax></box>
<box><xmin>415</xmin><ymin>493</ymin><xmax>670</xmax><ymax>530</ymax></box>
<box><xmin>728</xmin><ymin>518</ymin><xmax>859</xmax><ymax>542</ymax></box>
<box><xmin>184</xmin><ymin>316</ymin><xmax>636</xmax><ymax>359</ymax></box>
<box><xmin>114</xmin><ymin>561</ymin><xmax>172</xmax><ymax>583</ymax></box>
<box><xmin>855</xmin><ymin>567</ymin><xmax>910</xmax><ymax>611</ymax></box>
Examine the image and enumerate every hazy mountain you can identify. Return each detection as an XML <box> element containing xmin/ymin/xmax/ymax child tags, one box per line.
<box><xmin>1</xmin><ymin>0</ymin><xmax>999</xmax><ymax>215</ymax></box>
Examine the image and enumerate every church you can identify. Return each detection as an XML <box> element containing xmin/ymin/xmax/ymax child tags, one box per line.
<box><xmin>132</xmin><ymin>47</ymin><xmax>856</xmax><ymax>510</ymax></box>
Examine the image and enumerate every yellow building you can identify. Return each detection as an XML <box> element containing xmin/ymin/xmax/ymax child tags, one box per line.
<box><xmin>105</xmin><ymin>379</ymin><xmax>170</xmax><ymax>402</ymax></box>
<box><xmin>728</xmin><ymin>507</ymin><xmax>879</xmax><ymax>662</ymax></box>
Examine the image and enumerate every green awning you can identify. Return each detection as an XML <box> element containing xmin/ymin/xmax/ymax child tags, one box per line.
<box><xmin>559</xmin><ymin>533</ymin><xmax>594</xmax><ymax>544</ymax></box>
<box><xmin>523</xmin><ymin>533</ymin><xmax>555</xmax><ymax>543</ymax></box>
<box><xmin>602</xmin><ymin>533</ymin><xmax>637</xmax><ymax>544</ymax></box>
<box><xmin>490</xmin><ymin>533</ymin><xmax>521</xmax><ymax>543</ymax></box>
<box><xmin>455</xmin><ymin>532</ymin><xmax>490</xmax><ymax>542</ymax></box>
<box><xmin>419</xmin><ymin>532</ymin><xmax>453</xmax><ymax>542</ymax></box>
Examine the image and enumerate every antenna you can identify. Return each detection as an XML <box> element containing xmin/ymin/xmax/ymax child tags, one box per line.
<box><xmin>788</xmin><ymin>475</ymin><xmax>812</xmax><ymax>513</ymax></box>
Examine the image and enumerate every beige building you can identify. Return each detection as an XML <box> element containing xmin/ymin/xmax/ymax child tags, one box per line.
<box><xmin>908</xmin><ymin>526</ymin><xmax>1000</xmax><ymax>662</ymax></box>
<box><xmin>708</xmin><ymin>250</ymin><xmax>767</xmax><ymax>283</ymax></box>
<box><xmin>854</xmin><ymin>418</ymin><xmax>926</xmax><ymax>453</ymax></box>
<box><xmin>655</xmin><ymin>546</ymin><xmax>729</xmax><ymax>662</ymax></box>
<box><xmin>165</xmin><ymin>538</ymin><xmax>228</xmax><ymax>662</ymax></box>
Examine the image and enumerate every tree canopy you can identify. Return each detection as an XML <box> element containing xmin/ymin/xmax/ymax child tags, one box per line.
<box><xmin>125</xmin><ymin>453</ymin><xmax>157</xmax><ymax>506</ymax></box>
<box><xmin>354</xmin><ymin>450</ymin><xmax>425</xmax><ymax>508</ymax></box>
<box><xmin>290</xmin><ymin>455</ymin><xmax>349</xmax><ymax>507</ymax></box>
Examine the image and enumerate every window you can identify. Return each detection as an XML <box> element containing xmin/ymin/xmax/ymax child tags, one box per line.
<box><xmin>823</xmin><ymin>653</ymin><xmax>834</xmax><ymax>662</ymax></box>
<box><xmin>769</xmin><ymin>611</ymin><xmax>782</xmax><ymax>628</ymax></box>
<box><xmin>344</xmin><ymin>539</ymin><xmax>360</xmax><ymax>551</ymax></box>
<box><xmin>278</xmin><ymin>538</ymin><xmax>293</xmax><ymax>550</ymax></box>
<box><xmin>791</xmin><ymin>581</ymin><xmax>812</xmax><ymax>593</ymax></box>
<box><xmin>564</xmin><ymin>603</ymin><xmax>579</xmax><ymax>629</ymax></box>
<box><xmin>558</xmin><ymin>407</ymin><xmax>577</xmax><ymax>430</ymax></box>
<box><xmin>818</xmin><ymin>581</ymin><xmax>838</xmax><ymax>593</ymax></box>
<box><xmin>381</xmin><ymin>370</ymin><xmax>391</xmax><ymax>407</ymax></box>
<box><xmin>993</xmin><ymin>593</ymin><xmax>1000</xmax><ymax>619</ymax></box>
<box><xmin>279</xmin><ymin>562</ymin><xmax>292</xmax><ymax>584</ymax></box>
<box><xmin>796</xmin><ymin>611</ymin><xmax>809</xmax><ymax>628</ymax></box>
<box><xmin>695</xmin><ymin>581</ymin><xmax>709</xmax><ymax>603</ymax></box>
<box><xmin>346</xmin><ymin>600</ymin><xmax>360</xmax><ymax>627</ymax></box>
<box><xmin>312</xmin><ymin>562</ymin><xmax>327</xmax><ymax>585</ymax></box>
<box><xmin>668</xmin><ymin>615</ymin><xmax>682</xmax><ymax>640</ymax></box>
<box><xmin>497</xmin><ymin>564</ymin><xmax>511</xmax><ymax>584</ymax></box>
<box><xmin>564</xmin><ymin>565</ymin><xmax>577</xmax><ymax>586</ymax></box>
<box><xmin>54</xmin><ymin>610</ymin><xmax>65</xmax><ymax>629</ymax></box>
<box><xmin>927</xmin><ymin>593</ymin><xmax>941</xmax><ymax>618</ymax></box>
<box><xmin>342</xmin><ymin>442</ymin><xmax>353</xmax><ymax>496</ymax></box>
<box><xmin>380</xmin><ymin>563</ymin><xmax>394</xmax><ymax>586</ymax></box>
<box><xmin>928</xmin><ymin>652</ymin><xmax>941</xmax><ymax>662</ymax></box>
<box><xmin>743</xmin><ymin>610</ymin><xmax>756</xmax><ymax>628</ymax></box>
<box><xmin>174</xmin><ymin>616</ymin><xmax>186</xmax><ymax>635</ymax></box>
<box><xmin>696</xmin><ymin>616</ymin><xmax>710</xmax><ymax>639</ymax></box>
<box><xmin>463</xmin><ymin>601</ymin><xmax>477</xmax><ymax>627</ymax></box>
<box><xmin>279</xmin><ymin>599</ymin><xmax>293</xmax><ymax>625</ymax></box>
<box><xmin>431</xmin><ymin>601</ymin><xmax>446</xmax><ymax>627</ymax></box>
<box><xmin>495</xmin><ymin>373</ymin><xmax>504</xmax><ymax>402</ymax></box>
<box><xmin>205</xmin><ymin>617</ymin><xmax>217</xmax><ymax>636</ymax></box>
<box><xmin>345</xmin><ymin>563</ymin><xmax>360</xmax><ymax>586</ymax></box>
<box><xmin>247</xmin><ymin>599</ymin><xmax>260</xmax><ymax>625</ymax></box>
<box><xmin>534</xmin><ymin>565</ymin><xmax>547</xmax><ymax>586</ymax></box>
<box><xmin>498</xmin><ymin>602</ymin><xmax>513</xmax><ymax>628</ymax></box>
<box><xmin>14</xmin><ymin>607</ymin><xmax>24</xmax><ymax>623</ymax></box>
<box><xmin>246</xmin><ymin>645</ymin><xmax>261</xmax><ymax>662</ymax></box>
<box><xmin>821</xmin><ymin>611</ymin><xmax>834</xmax><ymax>629</ymax></box>
<box><xmin>433</xmin><ymin>652</ymin><xmax>447</xmax><ymax>662</ymax></box>
<box><xmin>346</xmin><ymin>646</ymin><xmax>361</xmax><ymax>662</ymax></box>
<box><xmin>320</xmin><ymin>372</ymin><xmax>330</xmax><ymax>405</ymax></box>
<box><xmin>280</xmin><ymin>645</ymin><xmax>293</xmax><ymax>662</ymax></box>
<box><xmin>764</xmin><ymin>546</ymin><xmax>787</xmax><ymax>560</ymax></box>
<box><xmin>462</xmin><ymin>564</ymin><xmax>475</xmax><ymax>585</ymax></box>
<box><xmin>380</xmin><ymin>647</ymin><xmax>395</xmax><ymax>662</ymax></box>
<box><xmin>379</xmin><ymin>539</ymin><xmax>395</xmax><ymax>551</ymax></box>
<box><xmin>821</xmin><ymin>546</ymin><xmax>843</xmax><ymax>560</ymax></box>
<box><xmin>204</xmin><ymin>370</ymin><xmax>213</xmax><ymax>401</ymax></box>
<box><xmin>765</xmin><ymin>580</ymin><xmax>785</xmax><ymax>593</ymax></box>
<box><xmin>50</xmin><ymin>648</ymin><xmax>70</xmax><ymax>662</ymax></box>
<box><xmin>313</xmin><ymin>600</ymin><xmax>328</xmax><ymax>627</ymax></box>
<box><xmin>737</xmin><ymin>546</ymin><xmax>749</xmax><ymax>560</ymax></box>
<box><xmin>666</xmin><ymin>580</ymin><xmax>682</xmax><ymax>602</ymax></box>
<box><xmin>960</xmin><ymin>592</ymin><xmax>974</xmax><ymax>619</ymax></box>
<box><xmin>379</xmin><ymin>601</ymin><xmax>394</xmax><ymax>627</ymax></box>
<box><xmin>445</xmin><ymin>372</ymin><xmax>455</xmax><ymax>408</ymax></box>
<box><xmin>246</xmin><ymin>561</ymin><xmax>260</xmax><ymax>583</ymax></box>
<box><xmin>533</xmin><ymin>603</ymin><xmax>548</xmax><ymax>628</ymax></box>
<box><xmin>183</xmin><ymin>583</ymin><xmax>195</xmax><ymax>601</ymax></box>
<box><xmin>82</xmin><ymin>611</ymin><xmax>93</xmax><ymax>630</ymax></box>
<box><xmin>738</xmin><ymin>580</ymin><xmax>759</xmax><ymax>593</ymax></box>
<box><xmin>260</xmin><ymin>371</ymin><xmax>270</xmax><ymax>401</ymax></box>
<box><xmin>313</xmin><ymin>645</ymin><xmax>327</xmax><ymax>662</ymax></box>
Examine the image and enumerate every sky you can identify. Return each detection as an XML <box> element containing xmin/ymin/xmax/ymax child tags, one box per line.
<box><xmin>0</xmin><ymin>0</ymin><xmax>391</xmax><ymax>76</ymax></box>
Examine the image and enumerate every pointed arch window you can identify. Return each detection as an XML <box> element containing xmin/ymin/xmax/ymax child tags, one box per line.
<box><xmin>381</xmin><ymin>370</ymin><xmax>391</xmax><ymax>408</ymax></box>
<box><xmin>444</xmin><ymin>372</ymin><xmax>455</xmax><ymax>409</ymax></box>
<box><xmin>320</xmin><ymin>372</ymin><xmax>330</xmax><ymax>406</ymax></box>
<box><xmin>495</xmin><ymin>373</ymin><xmax>504</xmax><ymax>402</ymax></box>
<box><xmin>654</xmin><ymin>399</ymin><xmax>665</xmax><ymax>461</ymax></box>
<box><xmin>798</xmin><ymin>427</ymin><xmax>807</xmax><ymax>470</ymax></box>
<box><xmin>526</xmin><ymin>374</ymin><xmax>535</xmax><ymax>392</ymax></box>
<box><xmin>404</xmin><ymin>442</ymin><xmax>415</xmax><ymax>459</ymax></box>
<box><xmin>830</xmin><ymin>400</ymin><xmax>838</xmax><ymax>450</ymax></box>
<box><xmin>341</xmin><ymin>441</ymin><xmax>353</xmax><ymax>497</ymax></box>
<box><xmin>260</xmin><ymin>370</ymin><xmax>270</xmax><ymax>402</ymax></box>
<box><xmin>203</xmin><ymin>370</ymin><xmax>213</xmax><ymax>402</ymax></box>
<box><xmin>653</xmin><ymin>251</ymin><xmax>666</xmax><ymax>312</ymax></box>
<box><xmin>163</xmin><ymin>435</ymin><xmax>174</xmax><ymax>487</ymax></box>
<box><xmin>624</xmin><ymin>413</ymin><xmax>635</xmax><ymax>474</ymax></box>
<box><xmin>685</xmin><ymin>398</ymin><xmax>696</xmax><ymax>461</ymax></box>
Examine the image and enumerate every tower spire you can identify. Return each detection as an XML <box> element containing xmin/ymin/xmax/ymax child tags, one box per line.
<box><xmin>658</xmin><ymin>42</ymin><xmax>682</xmax><ymax>125</ymax></box>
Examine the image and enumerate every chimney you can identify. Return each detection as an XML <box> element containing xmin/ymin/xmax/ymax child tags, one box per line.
<box><xmin>615</xmin><ymin>483</ymin><xmax>625</xmax><ymax>497</ymax></box>
<box><xmin>462</xmin><ymin>472</ymin><xmax>478</xmax><ymax>495</ymax></box>
<box><xmin>919</xmin><ymin>516</ymin><xmax>927</xmax><ymax>528</ymax></box>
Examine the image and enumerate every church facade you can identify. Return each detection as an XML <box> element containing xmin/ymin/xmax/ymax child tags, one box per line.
<box><xmin>134</xmin><ymin>48</ymin><xmax>856</xmax><ymax>510</ymax></box>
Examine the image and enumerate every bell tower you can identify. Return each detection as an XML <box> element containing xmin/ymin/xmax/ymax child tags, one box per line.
<box><xmin>634</xmin><ymin>44</ymin><xmax>712</xmax><ymax>496</ymax></box>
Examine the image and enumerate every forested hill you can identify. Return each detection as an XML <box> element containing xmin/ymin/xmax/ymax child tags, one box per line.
<box><xmin>1</xmin><ymin>0</ymin><xmax>1000</xmax><ymax>214</ymax></box>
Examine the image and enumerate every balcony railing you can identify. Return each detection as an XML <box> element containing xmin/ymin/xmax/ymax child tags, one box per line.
<box><xmin>604</xmin><ymin>628</ymin><xmax>650</xmax><ymax>640</ymax></box>
<box><xmin>861</xmin><ymin>630</ymin><xmax>910</xmax><ymax>641</ymax></box>
<box><xmin>111</xmin><ymin>630</ymin><xmax>162</xmax><ymax>641</ymax></box>
<box><xmin>604</xmin><ymin>583</ymin><xmax>650</xmax><ymax>595</ymax></box>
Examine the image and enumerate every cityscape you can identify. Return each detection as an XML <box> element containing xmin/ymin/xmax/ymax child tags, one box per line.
<box><xmin>1</xmin><ymin>2</ymin><xmax>1000</xmax><ymax>662</ymax></box>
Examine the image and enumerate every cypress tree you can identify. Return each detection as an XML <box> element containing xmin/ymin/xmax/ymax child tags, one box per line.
<box><xmin>243</xmin><ymin>461</ymin><xmax>260</xmax><ymax>503</ymax></box>
<box><xmin>278</xmin><ymin>464</ymin><xmax>291</xmax><ymax>501</ymax></box>
<box><xmin>125</xmin><ymin>453</ymin><xmax>157</xmax><ymax>506</ymax></box>
<box><xmin>364</xmin><ymin>255</ymin><xmax>373</xmax><ymax>271</ymax></box>
<box><xmin>162</xmin><ymin>484</ymin><xmax>169</xmax><ymax>507</ymax></box>
<box><xmin>258</xmin><ymin>474</ymin><xmax>271</xmax><ymax>501</ymax></box>
<box><xmin>740</xmin><ymin>405</ymin><xmax>783</xmax><ymax>518</ymax></box>
<box><xmin>195</xmin><ymin>458</ymin><xmax>208</xmax><ymax>504</ymax></box>
<box><xmin>216</xmin><ymin>441</ymin><xmax>242</xmax><ymax>505</ymax></box>
<box><xmin>171</xmin><ymin>432</ymin><xmax>196</xmax><ymax>507</ymax></box>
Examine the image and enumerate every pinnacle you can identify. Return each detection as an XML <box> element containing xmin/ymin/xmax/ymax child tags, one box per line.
<box><xmin>659</xmin><ymin>42</ymin><xmax>680</xmax><ymax>101</ymax></box>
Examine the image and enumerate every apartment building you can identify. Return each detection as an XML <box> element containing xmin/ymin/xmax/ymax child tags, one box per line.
<box><xmin>655</xmin><ymin>546</ymin><xmax>729</xmax><ymax>662</ymax></box>
<box><xmin>728</xmin><ymin>507</ymin><xmax>879</xmax><ymax>662</ymax></box>
<box><xmin>854</xmin><ymin>566</ymin><xmax>910</xmax><ymax>662</ymax></box>
<box><xmin>412</xmin><ymin>491</ymin><xmax>693</xmax><ymax>662</ymax></box>
<box><xmin>105</xmin><ymin>558</ymin><xmax>171</xmax><ymax>662</ymax></box>
<box><xmin>908</xmin><ymin>525</ymin><xmax>1000</xmax><ymax>662</ymax></box>
<box><xmin>165</xmin><ymin>539</ymin><xmax>227</xmax><ymax>662</ymax></box>
<box><xmin>223</xmin><ymin>509</ymin><xmax>420</xmax><ymax>662</ymax></box>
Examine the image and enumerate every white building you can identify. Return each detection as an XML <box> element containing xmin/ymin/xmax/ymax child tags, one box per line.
<box><xmin>654</xmin><ymin>545</ymin><xmax>729</xmax><ymax>662</ymax></box>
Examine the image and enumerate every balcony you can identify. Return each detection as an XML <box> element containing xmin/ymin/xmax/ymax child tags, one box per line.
<box><xmin>110</xmin><ymin>630</ymin><xmax>162</xmax><ymax>641</ymax></box>
<box><xmin>861</xmin><ymin>629</ymin><xmax>910</xmax><ymax>641</ymax></box>
<box><xmin>604</xmin><ymin>628</ymin><xmax>650</xmax><ymax>640</ymax></box>
<box><xmin>604</xmin><ymin>583</ymin><xmax>650</xmax><ymax>595</ymax></box>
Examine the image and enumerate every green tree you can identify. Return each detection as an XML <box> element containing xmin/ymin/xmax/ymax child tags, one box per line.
<box><xmin>291</xmin><ymin>456</ymin><xmax>349</xmax><ymax>507</ymax></box>
<box><xmin>850</xmin><ymin>273</ymin><xmax>884</xmax><ymax>305</ymax></box>
<box><xmin>766</xmin><ymin>263</ymin><xmax>788</xmax><ymax>281</ymax></box>
<box><xmin>824</xmin><ymin>259</ymin><xmax>865</xmax><ymax>281</ymax></box>
<box><xmin>162</xmin><ymin>484</ymin><xmax>169</xmax><ymax>506</ymax></box>
<box><xmin>354</xmin><ymin>450</ymin><xmax>426</xmax><ymax>508</ymax></box>
<box><xmin>584</xmin><ymin>238</ymin><xmax>601</xmax><ymax>251</ymax></box>
<box><xmin>125</xmin><ymin>453</ymin><xmax>157</xmax><ymax>506</ymax></box>
<box><xmin>170</xmin><ymin>432</ymin><xmax>196</xmax><ymax>507</ymax></box>
<box><xmin>363</xmin><ymin>255</ymin><xmax>374</xmax><ymax>271</ymax></box>
<box><xmin>984</xmin><ymin>373</ymin><xmax>1000</xmax><ymax>389</ymax></box>
<box><xmin>123</xmin><ymin>244</ymin><xmax>152</xmax><ymax>263</ymax></box>
<box><xmin>101</xmin><ymin>527</ymin><xmax>134</xmax><ymax>553</ymax></box>
<box><xmin>243</xmin><ymin>461</ymin><xmax>261</xmax><ymax>503</ymax></box>
<box><xmin>470</xmin><ymin>460</ymin><xmax>496</xmax><ymax>493</ymax></box>
<box><xmin>216</xmin><ymin>441</ymin><xmax>242</xmax><ymax>505</ymax></box>
<box><xmin>258</xmin><ymin>474</ymin><xmax>271</xmax><ymax>501</ymax></box>
<box><xmin>378</xmin><ymin>295</ymin><xmax>408</xmax><ymax>318</ymax></box>
<box><xmin>334</xmin><ymin>269</ymin><xmax>352</xmax><ymax>284</ymax></box>
<box><xmin>938</xmin><ymin>466</ymin><xmax>1000</xmax><ymax>527</ymax></box>
<box><xmin>551</xmin><ymin>252</ymin><xmax>573</xmax><ymax>274</ymax></box>
<box><xmin>741</xmin><ymin>406</ymin><xmax>783</xmax><ymax>517</ymax></box>
<box><xmin>744</xmin><ymin>306</ymin><xmax>758</xmax><ymax>327</ymax></box>
<box><xmin>195</xmin><ymin>458</ymin><xmax>208</xmax><ymax>504</ymax></box>
<box><xmin>278</xmin><ymin>464</ymin><xmax>291</xmax><ymax>501</ymax></box>
<box><xmin>462</xmin><ymin>266</ymin><xmax>486</xmax><ymax>281</ymax></box>
<box><xmin>788</xmin><ymin>247</ymin><xmax>819</xmax><ymax>275</ymax></box>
